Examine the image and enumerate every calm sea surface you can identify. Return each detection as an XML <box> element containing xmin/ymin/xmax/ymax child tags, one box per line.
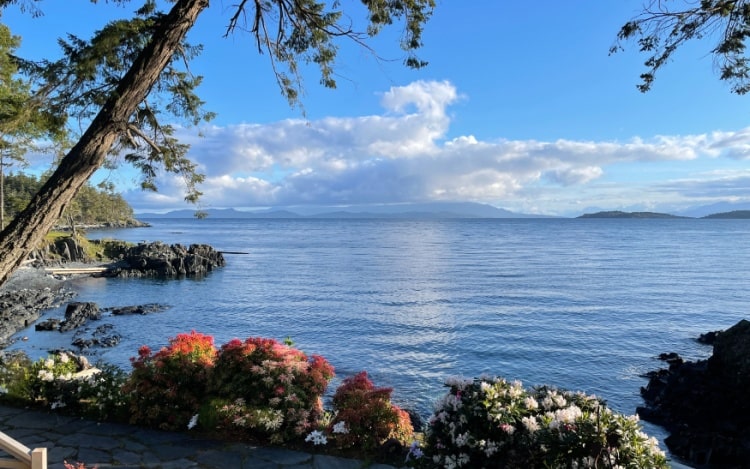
<box><xmin>11</xmin><ymin>218</ymin><xmax>750</xmax><ymax>451</ymax></box>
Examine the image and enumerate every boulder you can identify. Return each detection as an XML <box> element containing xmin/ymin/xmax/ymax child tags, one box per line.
<box><xmin>72</xmin><ymin>323</ymin><xmax>121</xmax><ymax>350</ymax></box>
<box><xmin>106</xmin><ymin>303</ymin><xmax>169</xmax><ymax>315</ymax></box>
<box><xmin>638</xmin><ymin>319</ymin><xmax>750</xmax><ymax>467</ymax></box>
<box><xmin>59</xmin><ymin>302</ymin><xmax>101</xmax><ymax>332</ymax></box>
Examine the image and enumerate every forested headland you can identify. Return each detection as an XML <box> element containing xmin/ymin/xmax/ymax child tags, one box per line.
<box><xmin>2</xmin><ymin>171</ymin><xmax>140</xmax><ymax>229</ymax></box>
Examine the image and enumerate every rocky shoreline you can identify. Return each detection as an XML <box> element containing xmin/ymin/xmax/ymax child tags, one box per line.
<box><xmin>0</xmin><ymin>240</ymin><xmax>226</xmax><ymax>350</ymax></box>
<box><xmin>0</xmin><ymin>277</ymin><xmax>75</xmax><ymax>348</ymax></box>
<box><xmin>638</xmin><ymin>319</ymin><xmax>750</xmax><ymax>468</ymax></box>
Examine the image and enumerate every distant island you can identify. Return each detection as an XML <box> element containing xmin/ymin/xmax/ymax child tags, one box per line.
<box><xmin>579</xmin><ymin>210</ymin><xmax>750</xmax><ymax>219</ymax></box>
<box><xmin>702</xmin><ymin>210</ymin><xmax>750</xmax><ymax>219</ymax></box>
<box><xmin>577</xmin><ymin>211</ymin><xmax>688</xmax><ymax>219</ymax></box>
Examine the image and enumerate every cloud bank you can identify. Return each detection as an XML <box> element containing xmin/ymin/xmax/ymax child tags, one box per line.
<box><xmin>122</xmin><ymin>80</ymin><xmax>750</xmax><ymax>216</ymax></box>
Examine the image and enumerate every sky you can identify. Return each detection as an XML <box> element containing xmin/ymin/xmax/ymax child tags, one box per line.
<box><xmin>4</xmin><ymin>0</ymin><xmax>750</xmax><ymax>217</ymax></box>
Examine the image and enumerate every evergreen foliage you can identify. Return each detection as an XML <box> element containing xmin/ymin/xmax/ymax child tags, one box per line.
<box><xmin>613</xmin><ymin>0</ymin><xmax>750</xmax><ymax>94</ymax></box>
<box><xmin>2</xmin><ymin>171</ymin><xmax>134</xmax><ymax>225</ymax></box>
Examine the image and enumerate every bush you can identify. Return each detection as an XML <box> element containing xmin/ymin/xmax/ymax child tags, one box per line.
<box><xmin>205</xmin><ymin>337</ymin><xmax>335</xmax><ymax>443</ymax></box>
<box><xmin>0</xmin><ymin>350</ymin><xmax>129</xmax><ymax>421</ymax></box>
<box><xmin>123</xmin><ymin>331</ymin><xmax>216</xmax><ymax>430</ymax></box>
<box><xmin>416</xmin><ymin>376</ymin><xmax>668</xmax><ymax>468</ymax></box>
<box><xmin>0</xmin><ymin>351</ymin><xmax>89</xmax><ymax>408</ymax></box>
<box><xmin>328</xmin><ymin>371</ymin><xmax>413</xmax><ymax>451</ymax></box>
<box><xmin>0</xmin><ymin>351</ymin><xmax>35</xmax><ymax>403</ymax></box>
<box><xmin>75</xmin><ymin>363</ymin><xmax>129</xmax><ymax>421</ymax></box>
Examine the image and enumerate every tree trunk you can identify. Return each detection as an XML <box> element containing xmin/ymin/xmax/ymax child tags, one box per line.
<box><xmin>0</xmin><ymin>0</ymin><xmax>209</xmax><ymax>287</ymax></box>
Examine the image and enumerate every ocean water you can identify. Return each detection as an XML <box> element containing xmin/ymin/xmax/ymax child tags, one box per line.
<box><xmin>11</xmin><ymin>218</ymin><xmax>750</xmax><ymax>455</ymax></box>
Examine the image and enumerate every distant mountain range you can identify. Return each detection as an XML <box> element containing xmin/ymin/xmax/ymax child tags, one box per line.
<box><xmin>137</xmin><ymin>202</ymin><xmax>554</xmax><ymax>219</ymax></box>
<box><xmin>135</xmin><ymin>203</ymin><xmax>750</xmax><ymax>220</ymax></box>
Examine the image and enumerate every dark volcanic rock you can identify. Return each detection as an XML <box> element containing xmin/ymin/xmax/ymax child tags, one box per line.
<box><xmin>35</xmin><ymin>318</ymin><xmax>61</xmax><ymax>331</ymax></box>
<box><xmin>29</xmin><ymin>235</ymin><xmax>90</xmax><ymax>264</ymax></box>
<box><xmin>59</xmin><ymin>302</ymin><xmax>101</xmax><ymax>332</ymax></box>
<box><xmin>108</xmin><ymin>242</ymin><xmax>225</xmax><ymax>278</ymax></box>
<box><xmin>697</xmin><ymin>330</ymin><xmax>722</xmax><ymax>345</ymax></box>
<box><xmin>105</xmin><ymin>303</ymin><xmax>169</xmax><ymax>315</ymax></box>
<box><xmin>0</xmin><ymin>288</ymin><xmax>75</xmax><ymax>346</ymax></box>
<box><xmin>638</xmin><ymin>319</ymin><xmax>750</xmax><ymax>468</ymax></box>
<box><xmin>709</xmin><ymin>320</ymin><xmax>750</xmax><ymax>388</ymax></box>
<box><xmin>72</xmin><ymin>324</ymin><xmax>121</xmax><ymax>350</ymax></box>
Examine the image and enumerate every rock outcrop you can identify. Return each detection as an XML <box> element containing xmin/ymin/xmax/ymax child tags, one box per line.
<box><xmin>638</xmin><ymin>319</ymin><xmax>750</xmax><ymax>468</ymax></box>
<box><xmin>59</xmin><ymin>302</ymin><xmax>101</xmax><ymax>332</ymax></box>
<box><xmin>109</xmin><ymin>242</ymin><xmax>225</xmax><ymax>278</ymax></box>
<box><xmin>0</xmin><ymin>288</ymin><xmax>76</xmax><ymax>347</ymax></box>
<box><xmin>29</xmin><ymin>236</ymin><xmax>89</xmax><ymax>264</ymax></box>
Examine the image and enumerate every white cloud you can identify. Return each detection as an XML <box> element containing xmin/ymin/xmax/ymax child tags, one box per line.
<box><xmin>116</xmin><ymin>80</ymin><xmax>750</xmax><ymax>215</ymax></box>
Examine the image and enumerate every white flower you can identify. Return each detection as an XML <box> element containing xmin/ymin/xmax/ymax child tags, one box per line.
<box><xmin>261</xmin><ymin>412</ymin><xmax>284</xmax><ymax>431</ymax></box>
<box><xmin>187</xmin><ymin>414</ymin><xmax>199</xmax><ymax>430</ymax></box>
<box><xmin>483</xmin><ymin>440</ymin><xmax>499</xmax><ymax>457</ymax></box>
<box><xmin>522</xmin><ymin>416</ymin><xmax>540</xmax><ymax>433</ymax></box>
<box><xmin>524</xmin><ymin>397</ymin><xmax>539</xmax><ymax>410</ymax></box>
<box><xmin>44</xmin><ymin>358</ymin><xmax>54</xmax><ymax>369</ymax></box>
<box><xmin>305</xmin><ymin>430</ymin><xmax>327</xmax><ymax>445</ymax></box>
<box><xmin>59</xmin><ymin>354</ymin><xmax>70</xmax><ymax>364</ymax></box>
<box><xmin>508</xmin><ymin>380</ymin><xmax>524</xmax><ymax>398</ymax></box>
<box><xmin>332</xmin><ymin>421</ymin><xmax>349</xmax><ymax>434</ymax></box>
<box><xmin>553</xmin><ymin>394</ymin><xmax>567</xmax><ymax>408</ymax></box>
<box><xmin>554</xmin><ymin>405</ymin><xmax>582</xmax><ymax>424</ymax></box>
<box><xmin>454</xmin><ymin>432</ymin><xmax>470</xmax><ymax>446</ymax></box>
<box><xmin>37</xmin><ymin>370</ymin><xmax>54</xmax><ymax>382</ymax></box>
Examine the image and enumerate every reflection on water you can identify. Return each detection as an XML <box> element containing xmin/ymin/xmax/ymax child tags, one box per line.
<box><xmin>10</xmin><ymin>218</ymin><xmax>746</xmax><ymax>429</ymax></box>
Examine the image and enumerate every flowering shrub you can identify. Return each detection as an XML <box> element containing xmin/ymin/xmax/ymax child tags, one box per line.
<box><xmin>75</xmin><ymin>363</ymin><xmax>129</xmax><ymax>421</ymax></box>
<box><xmin>416</xmin><ymin>376</ymin><xmax>668</xmax><ymax>468</ymax></box>
<box><xmin>206</xmin><ymin>337</ymin><xmax>335</xmax><ymax>443</ymax></box>
<box><xmin>28</xmin><ymin>353</ymin><xmax>80</xmax><ymax>405</ymax></box>
<box><xmin>3</xmin><ymin>352</ymin><xmax>92</xmax><ymax>411</ymax></box>
<box><xmin>0</xmin><ymin>351</ymin><xmax>128</xmax><ymax>419</ymax></box>
<box><xmin>123</xmin><ymin>331</ymin><xmax>217</xmax><ymax>430</ymax></box>
<box><xmin>328</xmin><ymin>371</ymin><xmax>413</xmax><ymax>450</ymax></box>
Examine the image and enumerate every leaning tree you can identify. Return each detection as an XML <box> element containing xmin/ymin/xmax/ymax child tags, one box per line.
<box><xmin>0</xmin><ymin>0</ymin><xmax>435</xmax><ymax>286</ymax></box>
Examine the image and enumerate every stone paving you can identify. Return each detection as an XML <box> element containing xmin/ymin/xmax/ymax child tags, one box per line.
<box><xmin>0</xmin><ymin>405</ymin><xmax>398</xmax><ymax>469</ymax></box>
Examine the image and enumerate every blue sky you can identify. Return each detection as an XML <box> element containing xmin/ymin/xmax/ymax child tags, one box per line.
<box><xmin>4</xmin><ymin>1</ymin><xmax>750</xmax><ymax>216</ymax></box>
